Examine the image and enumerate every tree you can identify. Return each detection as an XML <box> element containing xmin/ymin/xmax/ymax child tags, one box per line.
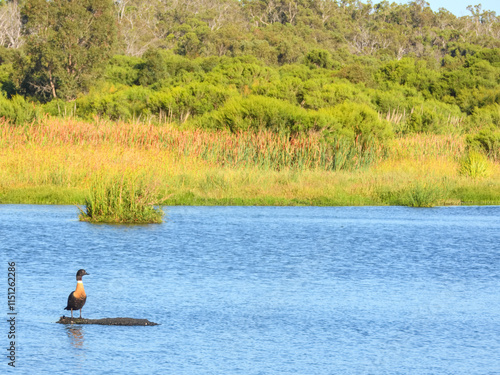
<box><xmin>0</xmin><ymin>0</ymin><xmax>22</xmax><ymax>48</ymax></box>
<box><xmin>16</xmin><ymin>0</ymin><xmax>116</xmax><ymax>100</ymax></box>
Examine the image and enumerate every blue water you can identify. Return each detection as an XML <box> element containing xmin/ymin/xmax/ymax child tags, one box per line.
<box><xmin>1</xmin><ymin>205</ymin><xmax>499</xmax><ymax>374</ymax></box>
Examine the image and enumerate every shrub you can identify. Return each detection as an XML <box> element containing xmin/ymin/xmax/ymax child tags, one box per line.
<box><xmin>466</xmin><ymin>126</ymin><xmax>500</xmax><ymax>160</ymax></box>
<box><xmin>75</xmin><ymin>85</ymin><xmax>151</xmax><ymax>121</ymax></box>
<box><xmin>304</xmin><ymin>49</ymin><xmax>335</xmax><ymax>69</ymax></box>
<box><xmin>148</xmin><ymin>82</ymin><xmax>236</xmax><ymax>122</ymax></box>
<box><xmin>196</xmin><ymin>95</ymin><xmax>326</xmax><ymax>133</ymax></box>
<box><xmin>336</xmin><ymin>63</ymin><xmax>372</xmax><ymax>84</ymax></box>
<box><xmin>402</xmin><ymin>182</ymin><xmax>443</xmax><ymax>207</ymax></box>
<box><xmin>319</xmin><ymin>101</ymin><xmax>393</xmax><ymax>144</ymax></box>
<box><xmin>105</xmin><ymin>55</ymin><xmax>143</xmax><ymax>86</ymax></box>
<box><xmin>0</xmin><ymin>94</ymin><xmax>39</xmax><ymax>124</ymax></box>
<box><xmin>302</xmin><ymin>82</ymin><xmax>361</xmax><ymax>110</ymax></box>
<box><xmin>466</xmin><ymin>105</ymin><xmax>500</xmax><ymax>130</ymax></box>
<box><xmin>137</xmin><ymin>49</ymin><xmax>199</xmax><ymax>86</ymax></box>
<box><xmin>0</xmin><ymin>62</ymin><xmax>16</xmax><ymax>97</ymax></box>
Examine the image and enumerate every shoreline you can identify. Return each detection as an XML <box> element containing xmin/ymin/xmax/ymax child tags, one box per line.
<box><xmin>1</xmin><ymin>185</ymin><xmax>498</xmax><ymax>207</ymax></box>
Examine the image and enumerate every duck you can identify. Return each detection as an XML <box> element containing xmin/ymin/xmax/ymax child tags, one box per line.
<box><xmin>64</xmin><ymin>269</ymin><xmax>89</xmax><ymax>319</ymax></box>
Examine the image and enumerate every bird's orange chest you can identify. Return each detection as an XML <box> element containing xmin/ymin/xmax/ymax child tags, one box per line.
<box><xmin>73</xmin><ymin>281</ymin><xmax>86</xmax><ymax>299</ymax></box>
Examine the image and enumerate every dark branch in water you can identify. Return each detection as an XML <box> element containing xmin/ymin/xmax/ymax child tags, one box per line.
<box><xmin>57</xmin><ymin>316</ymin><xmax>159</xmax><ymax>326</ymax></box>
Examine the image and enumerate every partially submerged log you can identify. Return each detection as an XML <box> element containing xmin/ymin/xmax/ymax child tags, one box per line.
<box><xmin>57</xmin><ymin>316</ymin><xmax>159</xmax><ymax>326</ymax></box>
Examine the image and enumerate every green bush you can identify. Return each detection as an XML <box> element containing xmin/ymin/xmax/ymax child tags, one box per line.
<box><xmin>465</xmin><ymin>126</ymin><xmax>500</xmax><ymax>160</ymax></box>
<box><xmin>465</xmin><ymin>105</ymin><xmax>500</xmax><ymax>131</ymax></box>
<box><xmin>319</xmin><ymin>101</ymin><xmax>393</xmax><ymax>143</ymax></box>
<box><xmin>105</xmin><ymin>55</ymin><xmax>143</xmax><ymax>86</ymax></box>
<box><xmin>75</xmin><ymin>85</ymin><xmax>151</xmax><ymax>121</ymax></box>
<box><xmin>0</xmin><ymin>94</ymin><xmax>39</xmax><ymax>124</ymax></box>
<box><xmin>302</xmin><ymin>82</ymin><xmax>362</xmax><ymax>110</ymax></box>
<box><xmin>148</xmin><ymin>82</ymin><xmax>237</xmax><ymax>122</ymax></box>
<box><xmin>0</xmin><ymin>63</ymin><xmax>16</xmax><ymax>97</ymax></box>
<box><xmin>304</xmin><ymin>49</ymin><xmax>335</xmax><ymax>69</ymax></box>
<box><xmin>204</xmin><ymin>58</ymin><xmax>279</xmax><ymax>89</ymax></box>
<box><xmin>195</xmin><ymin>95</ymin><xmax>327</xmax><ymax>133</ymax></box>
<box><xmin>137</xmin><ymin>49</ymin><xmax>200</xmax><ymax>86</ymax></box>
<box><xmin>378</xmin><ymin>182</ymin><xmax>445</xmax><ymax>207</ymax></box>
<box><xmin>336</xmin><ymin>63</ymin><xmax>373</xmax><ymax>84</ymax></box>
<box><xmin>251</xmin><ymin>75</ymin><xmax>304</xmax><ymax>106</ymax></box>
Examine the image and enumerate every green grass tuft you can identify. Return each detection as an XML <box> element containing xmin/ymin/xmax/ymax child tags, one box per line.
<box><xmin>78</xmin><ymin>174</ymin><xmax>165</xmax><ymax>224</ymax></box>
<box><xmin>459</xmin><ymin>151</ymin><xmax>491</xmax><ymax>179</ymax></box>
<box><xmin>377</xmin><ymin>181</ymin><xmax>445</xmax><ymax>208</ymax></box>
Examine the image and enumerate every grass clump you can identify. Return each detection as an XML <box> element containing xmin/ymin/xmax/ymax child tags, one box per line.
<box><xmin>79</xmin><ymin>174</ymin><xmax>165</xmax><ymax>224</ymax></box>
<box><xmin>459</xmin><ymin>150</ymin><xmax>492</xmax><ymax>179</ymax></box>
<box><xmin>378</xmin><ymin>181</ymin><xmax>445</xmax><ymax>207</ymax></box>
<box><xmin>401</xmin><ymin>182</ymin><xmax>444</xmax><ymax>208</ymax></box>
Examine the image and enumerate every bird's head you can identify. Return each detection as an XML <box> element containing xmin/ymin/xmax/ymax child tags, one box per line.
<box><xmin>76</xmin><ymin>269</ymin><xmax>89</xmax><ymax>278</ymax></box>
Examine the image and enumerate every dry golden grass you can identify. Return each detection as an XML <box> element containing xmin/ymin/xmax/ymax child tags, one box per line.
<box><xmin>0</xmin><ymin>117</ymin><xmax>498</xmax><ymax>205</ymax></box>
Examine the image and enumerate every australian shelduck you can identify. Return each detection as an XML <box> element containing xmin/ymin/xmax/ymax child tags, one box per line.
<box><xmin>64</xmin><ymin>269</ymin><xmax>89</xmax><ymax>319</ymax></box>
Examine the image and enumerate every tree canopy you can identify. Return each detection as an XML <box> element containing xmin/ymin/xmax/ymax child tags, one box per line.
<box><xmin>15</xmin><ymin>0</ymin><xmax>116</xmax><ymax>100</ymax></box>
<box><xmin>0</xmin><ymin>0</ymin><xmax>499</xmax><ymax>151</ymax></box>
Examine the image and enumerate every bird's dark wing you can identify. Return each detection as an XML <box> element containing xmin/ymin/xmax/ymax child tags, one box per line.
<box><xmin>65</xmin><ymin>291</ymin><xmax>76</xmax><ymax>310</ymax></box>
<box><xmin>65</xmin><ymin>291</ymin><xmax>86</xmax><ymax>310</ymax></box>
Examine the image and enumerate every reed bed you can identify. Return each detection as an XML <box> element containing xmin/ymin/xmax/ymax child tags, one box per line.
<box><xmin>0</xmin><ymin>118</ymin><xmax>382</xmax><ymax>171</ymax></box>
<box><xmin>0</xmin><ymin>117</ymin><xmax>498</xmax><ymax>207</ymax></box>
<box><xmin>386</xmin><ymin>133</ymin><xmax>466</xmax><ymax>161</ymax></box>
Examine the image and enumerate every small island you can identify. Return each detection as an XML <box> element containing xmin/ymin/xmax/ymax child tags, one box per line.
<box><xmin>57</xmin><ymin>316</ymin><xmax>159</xmax><ymax>326</ymax></box>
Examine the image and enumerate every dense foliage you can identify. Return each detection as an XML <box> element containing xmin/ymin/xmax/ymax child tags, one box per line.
<box><xmin>0</xmin><ymin>0</ymin><xmax>500</xmax><ymax>154</ymax></box>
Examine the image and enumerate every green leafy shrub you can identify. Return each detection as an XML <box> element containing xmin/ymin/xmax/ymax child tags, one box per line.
<box><xmin>148</xmin><ymin>82</ymin><xmax>237</xmax><ymax>122</ymax></box>
<box><xmin>0</xmin><ymin>62</ymin><xmax>16</xmax><ymax>97</ymax></box>
<box><xmin>466</xmin><ymin>105</ymin><xmax>500</xmax><ymax>130</ymax></box>
<box><xmin>251</xmin><ymin>75</ymin><xmax>304</xmax><ymax>106</ymax></box>
<box><xmin>336</xmin><ymin>63</ymin><xmax>373</xmax><ymax>84</ymax></box>
<box><xmin>466</xmin><ymin>126</ymin><xmax>500</xmax><ymax>160</ymax></box>
<box><xmin>0</xmin><ymin>94</ymin><xmax>39</xmax><ymax>124</ymax></box>
<box><xmin>75</xmin><ymin>85</ymin><xmax>151</xmax><ymax>121</ymax></box>
<box><xmin>105</xmin><ymin>55</ymin><xmax>143</xmax><ymax>86</ymax></box>
<box><xmin>302</xmin><ymin>82</ymin><xmax>362</xmax><ymax>110</ymax></box>
<box><xmin>204</xmin><ymin>58</ymin><xmax>279</xmax><ymax>89</ymax></box>
<box><xmin>195</xmin><ymin>95</ymin><xmax>328</xmax><ymax>133</ymax></box>
<box><xmin>304</xmin><ymin>49</ymin><xmax>335</xmax><ymax>69</ymax></box>
<box><xmin>319</xmin><ymin>101</ymin><xmax>393</xmax><ymax>143</ymax></box>
<box><xmin>137</xmin><ymin>49</ymin><xmax>200</xmax><ymax>86</ymax></box>
<box><xmin>402</xmin><ymin>182</ymin><xmax>443</xmax><ymax>207</ymax></box>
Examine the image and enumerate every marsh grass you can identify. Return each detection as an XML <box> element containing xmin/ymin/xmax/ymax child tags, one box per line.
<box><xmin>377</xmin><ymin>181</ymin><xmax>447</xmax><ymax>207</ymax></box>
<box><xmin>0</xmin><ymin>118</ymin><xmax>498</xmax><ymax>206</ymax></box>
<box><xmin>459</xmin><ymin>151</ymin><xmax>492</xmax><ymax>179</ymax></box>
<box><xmin>401</xmin><ymin>182</ymin><xmax>444</xmax><ymax>207</ymax></box>
<box><xmin>0</xmin><ymin>118</ymin><xmax>383</xmax><ymax>171</ymax></box>
<box><xmin>78</xmin><ymin>174</ymin><xmax>166</xmax><ymax>223</ymax></box>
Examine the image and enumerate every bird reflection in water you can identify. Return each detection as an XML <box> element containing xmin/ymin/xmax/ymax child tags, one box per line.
<box><xmin>66</xmin><ymin>326</ymin><xmax>85</xmax><ymax>348</ymax></box>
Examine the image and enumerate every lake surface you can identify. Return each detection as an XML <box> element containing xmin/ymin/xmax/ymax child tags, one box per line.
<box><xmin>1</xmin><ymin>205</ymin><xmax>499</xmax><ymax>374</ymax></box>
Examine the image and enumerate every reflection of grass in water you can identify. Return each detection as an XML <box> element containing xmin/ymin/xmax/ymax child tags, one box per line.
<box><xmin>78</xmin><ymin>174</ymin><xmax>165</xmax><ymax>224</ymax></box>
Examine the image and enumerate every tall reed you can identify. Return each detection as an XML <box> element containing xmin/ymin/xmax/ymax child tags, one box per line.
<box><xmin>0</xmin><ymin>117</ymin><xmax>383</xmax><ymax>171</ymax></box>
